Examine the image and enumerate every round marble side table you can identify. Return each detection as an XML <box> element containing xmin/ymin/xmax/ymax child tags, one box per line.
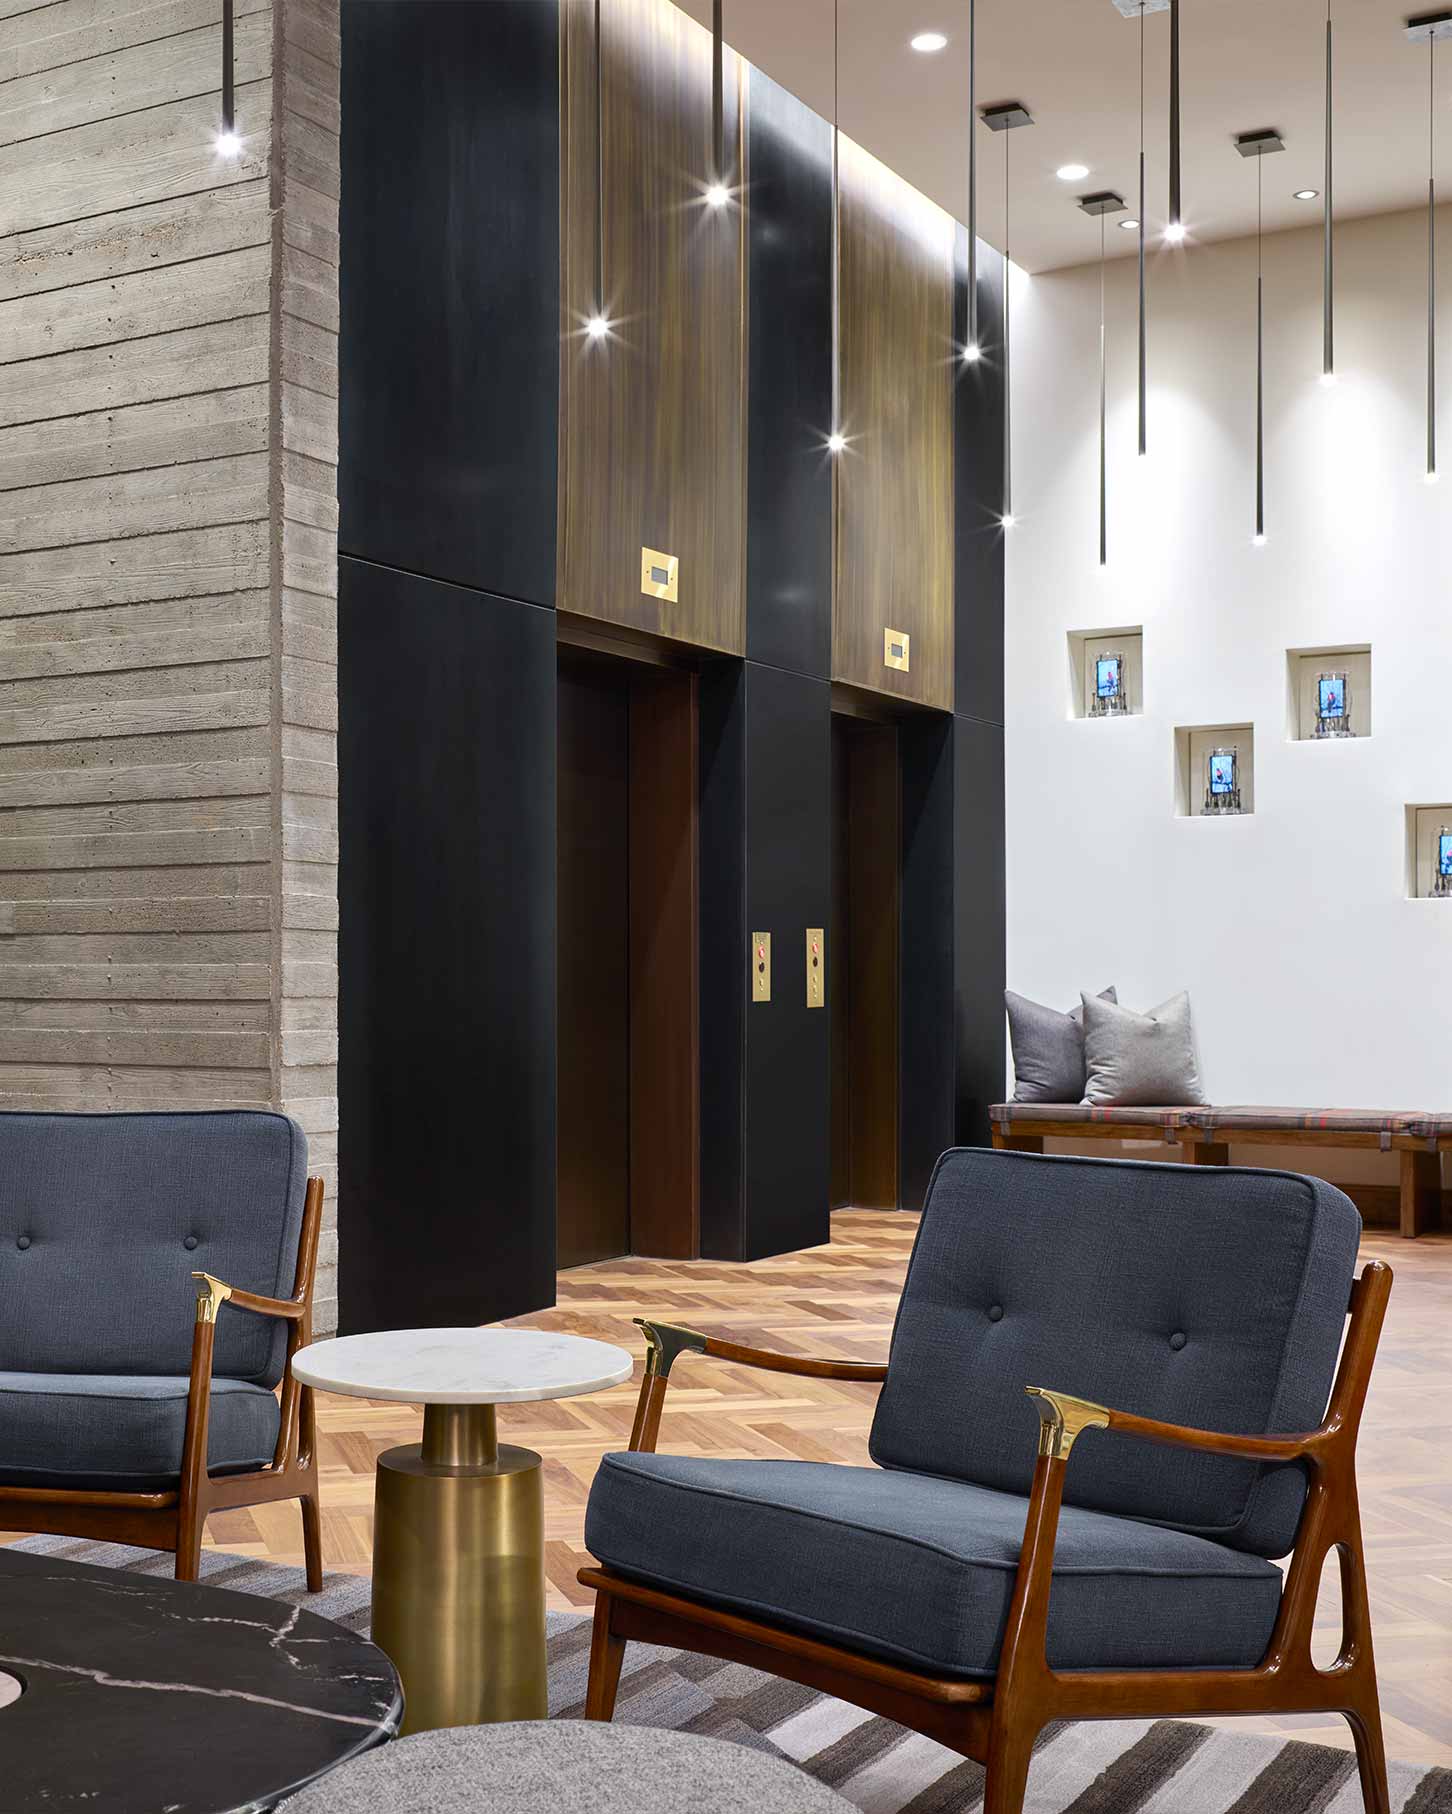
<box><xmin>292</xmin><ymin>1328</ymin><xmax>632</xmax><ymax>1736</ymax></box>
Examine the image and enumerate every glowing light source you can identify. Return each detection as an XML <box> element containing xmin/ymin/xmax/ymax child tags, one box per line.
<box><xmin>215</xmin><ymin>128</ymin><xmax>241</xmax><ymax>158</ymax></box>
<box><xmin>1120</xmin><ymin>218</ymin><xmax>1139</xmax><ymax>230</ymax></box>
<box><xmin>1056</xmin><ymin>162</ymin><xmax>1090</xmax><ymax>182</ymax></box>
<box><xmin>705</xmin><ymin>183</ymin><xmax>729</xmax><ymax>208</ymax></box>
<box><xmin>585</xmin><ymin>314</ymin><xmax>610</xmax><ymax>340</ymax></box>
<box><xmin>1319</xmin><ymin>371</ymin><xmax>1337</xmax><ymax>386</ymax></box>
<box><xmin>961</xmin><ymin>341</ymin><xmax>983</xmax><ymax>363</ymax></box>
<box><xmin>1426</xmin><ymin>469</ymin><xmax>1440</xmax><ymax>484</ymax></box>
<box><xmin>1164</xmin><ymin>220</ymin><xmax>1186</xmax><ymax>243</ymax></box>
<box><xmin>1294</xmin><ymin>188</ymin><xmax>1320</xmax><ymax>200</ymax></box>
<box><xmin>910</xmin><ymin>31</ymin><xmax>948</xmax><ymax>52</ymax></box>
<box><xmin>1252</xmin><ymin>533</ymin><xmax>1267</xmax><ymax>546</ymax></box>
<box><xmin>1001</xmin><ymin>514</ymin><xmax>1017</xmax><ymax>529</ymax></box>
<box><xmin>827</xmin><ymin>431</ymin><xmax>847</xmax><ymax>454</ymax></box>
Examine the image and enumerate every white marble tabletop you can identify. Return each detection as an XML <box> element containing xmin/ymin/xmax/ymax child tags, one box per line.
<box><xmin>291</xmin><ymin>1328</ymin><xmax>634</xmax><ymax>1405</ymax></box>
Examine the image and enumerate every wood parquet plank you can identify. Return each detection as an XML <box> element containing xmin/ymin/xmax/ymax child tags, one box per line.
<box><xmin>6</xmin><ymin>1215</ymin><xmax>1451</xmax><ymax>1763</ymax></box>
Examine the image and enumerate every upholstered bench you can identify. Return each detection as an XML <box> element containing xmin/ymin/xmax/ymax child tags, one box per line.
<box><xmin>990</xmin><ymin>1103</ymin><xmax>1450</xmax><ymax>1237</ymax></box>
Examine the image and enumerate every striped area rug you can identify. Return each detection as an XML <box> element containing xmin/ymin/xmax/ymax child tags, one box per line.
<box><xmin>12</xmin><ymin>1537</ymin><xmax>1450</xmax><ymax>1814</ymax></box>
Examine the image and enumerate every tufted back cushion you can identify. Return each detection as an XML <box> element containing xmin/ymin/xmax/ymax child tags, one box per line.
<box><xmin>0</xmin><ymin>1111</ymin><xmax>308</xmax><ymax>1387</ymax></box>
<box><xmin>870</xmin><ymin>1149</ymin><xmax>1360</xmax><ymax>1558</ymax></box>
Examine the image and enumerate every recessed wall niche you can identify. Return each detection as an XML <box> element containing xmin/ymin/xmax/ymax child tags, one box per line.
<box><xmin>1068</xmin><ymin>626</ymin><xmax>1143</xmax><ymax>720</ymax></box>
<box><xmin>1175</xmin><ymin>724</ymin><xmax>1255</xmax><ymax>818</ymax></box>
<box><xmin>1405</xmin><ymin>805</ymin><xmax>1452</xmax><ymax>900</ymax></box>
<box><xmin>1287</xmin><ymin>645</ymin><xmax>1371</xmax><ymax>742</ymax></box>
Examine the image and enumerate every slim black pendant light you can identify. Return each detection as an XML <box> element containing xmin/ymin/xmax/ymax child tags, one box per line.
<box><xmin>216</xmin><ymin>0</ymin><xmax>239</xmax><ymax>156</ymax></box>
<box><xmin>706</xmin><ymin>0</ymin><xmax>729</xmax><ymax>206</ymax></box>
<box><xmin>1408</xmin><ymin>12</ymin><xmax>1452</xmax><ymax>481</ymax></box>
<box><xmin>1167</xmin><ymin>0</ymin><xmax>1184</xmax><ymax>242</ymax></box>
<box><xmin>984</xmin><ymin>105</ymin><xmax>1034</xmax><ymax>528</ymax></box>
<box><xmin>585</xmin><ymin>0</ymin><xmax>609</xmax><ymax>338</ymax></box>
<box><xmin>965</xmin><ymin>0</ymin><xmax>981</xmax><ymax>361</ymax></box>
<box><xmin>828</xmin><ymin>0</ymin><xmax>845</xmax><ymax>452</ymax></box>
<box><xmin>1079</xmin><ymin>192</ymin><xmax>1128</xmax><ymax>564</ymax></box>
<box><xmin>1323</xmin><ymin>0</ymin><xmax>1335</xmax><ymax>381</ymax></box>
<box><xmin>1110</xmin><ymin>3</ymin><xmax>1168</xmax><ymax>449</ymax></box>
<box><xmin>1236</xmin><ymin>131</ymin><xmax>1285</xmax><ymax>544</ymax></box>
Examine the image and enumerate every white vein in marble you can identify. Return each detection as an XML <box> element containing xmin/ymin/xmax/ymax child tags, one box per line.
<box><xmin>291</xmin><ymin>1327</ymin><xmax>634</xmax><ymax>1404</ymax></box>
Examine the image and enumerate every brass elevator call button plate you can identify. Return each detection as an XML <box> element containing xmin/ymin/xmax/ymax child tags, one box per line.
<box><xmin>641</xmin><ymin>546</ymin><xmax>679</xmax><ymax>602</ymax></box>
<box><xmin>806</xmin><ymin>928</ymin><xmax>824</xmax><ymax>1008</ymax></box>
<box><xmin>884</xmin><ymin>628</ymin><xmax>910</xmax><ymax>672</ymax></box>
<box><xmin>751</xmin><ymin>931</ymin><xmax>771</xmax><ymax>1003</ymax></box>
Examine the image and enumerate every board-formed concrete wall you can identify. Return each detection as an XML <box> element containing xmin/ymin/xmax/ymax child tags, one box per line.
<box><xmin>0</xmin><ymin>0</ymin><xmax>341</xmax><ymax>1328</ymax></box>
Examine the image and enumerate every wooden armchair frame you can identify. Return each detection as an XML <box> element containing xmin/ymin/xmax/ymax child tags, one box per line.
<box><xmin>0</xmin><ymin>1175</ymin><xmax>327</xmax><ymax>1587</ymax></box>
<box><xmin>580</xmin><ymin>1261</ymin><xmax>1394</xmax><ymax>1814</ymax></box>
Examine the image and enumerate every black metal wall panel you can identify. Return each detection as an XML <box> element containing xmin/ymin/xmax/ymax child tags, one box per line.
<box><xmin>339</xmin><ymin>0</ymin><xmax>560</xmax><ymax>606</ymax></box>
<box><xmin>899</xmin><ymin>713</ymin><xmax>956</xmax><ymax>1211</ymax></box>
<box><xmin>745</xmin><ymin>69</ymin><xmax>834</xmax><ymax>680</ymax></box>
<box><xmin>699</xmin><ymin>661</ymin><xmax>830</xmax><ymax>1258</ymax></box>
<box><xmin>954</xmin><ymin>230</ymin><xmax>1007</xmax><ymax>726</ymax></box>
<box><xmin>338</xmin><ymin>558</ymin><xmax>557</xmax><ymax>1332</ymax></box>
<box><xmin>953</xmin><ymin>715</ymin><xmax>1007</xmax><ymax>1145</ymax></box>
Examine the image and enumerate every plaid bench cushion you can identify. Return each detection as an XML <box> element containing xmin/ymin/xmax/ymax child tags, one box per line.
<box><xmin>989</xmin><ymin>1104</ymin><xmax>1194</xmax><ymax>1133</ymax></box>
<box><xmin>1181</xmin><ymin>1107</ymin><xmax>1421</xmax><ymax>1136</ymax></box>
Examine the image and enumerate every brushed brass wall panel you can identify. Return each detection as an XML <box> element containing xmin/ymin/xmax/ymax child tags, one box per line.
<box><xmin>559</xmin><ymin>0</ymin><xmax>745</xmax><ymax>655</ymax></box>
<box><xmin>834</xmin><ymin>138</ymin><xmax>956</xmax><ymax>712</ymax></box>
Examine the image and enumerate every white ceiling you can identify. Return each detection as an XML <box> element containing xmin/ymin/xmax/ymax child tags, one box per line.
<box><xmin>675</xmin><ymin>0</ymin><xmax>1443</xmax><ymax>272</ymax></box>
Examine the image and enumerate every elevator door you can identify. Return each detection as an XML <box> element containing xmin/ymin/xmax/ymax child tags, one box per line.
<box><xmin>557</xmin><ymin>661</ymin><xmax>630</xmax><ymax>1268</ymax></box>
<box><xmin>830</xmin><ymin>715</ymin><xmax>900</xmax><ymax>1210</ymax></box>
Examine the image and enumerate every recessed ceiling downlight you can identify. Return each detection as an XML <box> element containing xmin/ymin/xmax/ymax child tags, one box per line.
<box><xmin>910</xmin><ymin>31</ymin><xmax>948</xmax><ymax>52</ymax></box>
<box><xmin>1056</xmin><ymin>162</ymin><xmax>1090</xmax><ymax>182</ymax></box>
<box><xmin>1294</xmin><ymin>188</ymin><xmax>1320</xmax><ymax>200</ymax></box>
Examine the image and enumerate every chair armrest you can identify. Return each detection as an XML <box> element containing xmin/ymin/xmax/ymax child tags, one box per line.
<box><xmin>1025</xmin><ymin>1385</ymin><xmax>1324</xmax><ymax>1465</ymax></box>
<box><xmin>637</xmin><ymin>1318</ymin><xmax>887</xmax><ymax>1383</ymax></box>
<box><xmin>626</xmin><ymin>1319</ymin><xmax>885</xmax><ymax>1454</ymax></box>
<box><xmin>192</xmin><ymin>1271</ymin><xmax>306</xmax><ymax>1323</ymax></box>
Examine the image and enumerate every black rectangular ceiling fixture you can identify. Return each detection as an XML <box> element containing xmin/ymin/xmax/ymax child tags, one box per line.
<box><xmin>981</xmin><ymin>102</ymin><xmax>1033</xmax><ymax>131</ymax></box>
<box><xmin>1078</xmin><ymin>189</ymin><xmax>1127</xmax><ymax>215</ymax></box>
<box><xmin>1235</xmin><ymin>129</ymin><xmax>1286</xmax><ymax>157</ymax></box>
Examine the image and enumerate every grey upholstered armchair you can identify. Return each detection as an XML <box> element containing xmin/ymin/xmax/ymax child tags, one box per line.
<box><xmin>0</xmin><ymin>1110</ymin><xmax>325</xmax><ymax>1583</ymax></box>
<box><xmin>580</xmin><ymin>1148</ymin><xmax>1393</xmax><ymax>1814</ymax></box>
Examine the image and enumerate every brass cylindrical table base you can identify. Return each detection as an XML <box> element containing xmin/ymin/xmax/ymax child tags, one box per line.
<box><xmin>370</xmin><ymin>1404</ymin><xmax>546</xmax><ymax>1734</ymax></box>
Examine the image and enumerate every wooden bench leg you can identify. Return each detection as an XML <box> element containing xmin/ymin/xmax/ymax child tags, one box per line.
<box><xmin>992</xmin><ymin>1133</ymin><xmax>1044</xmax><ymax>1154</ymax></box>
<box><xmin>1181</xmin><ymin>1141</ymin><xmax>1230</xmax><ymax>1166</ymax></box>
<box><xmin>1399</xmin><ymin>1149</ymin><xmax>1441</xmax><ymax>1238</ymax></box>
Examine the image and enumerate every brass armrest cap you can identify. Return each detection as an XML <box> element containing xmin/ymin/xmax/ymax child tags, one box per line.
<box><xmin>192</xmin><ymin>1271</ymin><xmax>234</xmax><ymax>1324</ymax></box>
<box><xmin>635</xmin><ymin>1318</ymin><xmax>708</xmax><ymax>1379</ymax></box>
<box><xmin>1025</xmin><ymin>1385</ymin><xmax>1112</xmax><ymax>1461</ymax></box>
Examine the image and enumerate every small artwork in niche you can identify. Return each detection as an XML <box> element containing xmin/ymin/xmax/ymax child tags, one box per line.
<box><xmin>1092</xmin><ymin>653</ymin><xmax>1128</xmax><ymax>716</ymax></box>
<box><xmin>1203</xmin><ymin>746</ymin><xmax>1242</xmax><ymax>815</ymax></box>
<box><xmin>1313</xmin><ymin>671</ymin><xmax>1355</xmax><ymax>740</ymax></box>
<box><xmin>1437</xmin><ymin>828</ymin><xmax>1452</xmax><ymax>898</ymax></box>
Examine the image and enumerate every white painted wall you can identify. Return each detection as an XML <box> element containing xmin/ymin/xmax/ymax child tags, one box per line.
<box><xmin>1008</xmin><ymin>203</ymin><xmax>1452</xmax><ymax>1119</ymax></box>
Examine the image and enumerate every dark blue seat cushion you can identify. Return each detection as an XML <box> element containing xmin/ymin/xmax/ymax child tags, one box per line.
<box><xmin>0</xmin><ymin>1373</ymin><xmax>280</xmax><ymax>1492</ymax></box>
<box><xmin>586</xmin><ymin>1453</ymin><xmax>1283</xmax><ymax>1678</ymax></box>
<box><xmin>0</xmin><ymin>1110</ymin><xmax>307</xmax><ymax>1387</ymax></box>
<box><xmin>870</xmin><ymin>1149</ymin><xmax>1360</xmax><ymax>1558</ymax></box>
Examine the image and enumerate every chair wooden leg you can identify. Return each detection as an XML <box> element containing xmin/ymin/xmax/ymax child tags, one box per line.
<box><xmin>1345</xmin><ymin>1699</ymin><xmax>1391</xmax><ymax>1814</ymax></box>
<box><xmin>175</xmin><ymin>1501</ymin><xmax>205</xmax><ymax>1582</ymax></box>
<box><xmin>300</xmin><ymin>1486</ymin><xmax>324</xmax><ymax>1593</ymax></box>
<box><xmin>982</xmin><ymin>1719</ymin><xmax>1037</xmax><ymax>1814</ymax></box>
<box><xmin>584</xmin><ymin>1590</ymin><xmax>626</xmax><ymax>1721</ymax></box>
<box><xmin>1399</xmin><ymin>1149</ymin><xmax>1441</xmax><ymax>1237</ymax></box>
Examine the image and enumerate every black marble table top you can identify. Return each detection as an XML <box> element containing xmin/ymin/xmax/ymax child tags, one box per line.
<box><xmin>0</xmin><ymin>1548</ymin><xmax>402</xmax><ymax>1812</ymax></box>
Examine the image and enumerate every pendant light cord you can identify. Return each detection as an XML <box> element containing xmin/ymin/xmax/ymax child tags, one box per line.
<box><xmin>1256</xmin><ymin>150</ymin><xmax>1265</xmax><ymax>538</ymax></box>
<box><xmin>968</xmin><ymin>0</ymin><xmax>978</xmax><ymax>352</ymax></box>
<box><xmin>1430</xmin><ymin>31</ymin><xmax>1438</xmax><ymax>477</ymax></box>
<box><xmin>712</xmin><ymin>0</ymin><xmax>723</xmax><ymax>183</ymax></box>
<box><xmin>1099</xmin><ymin>212</ymin><xmax>1108</xmax><ymax>565</ymax></box>
<box><xmin>1137</xmin><ymin>0</ymin><xmax>1147</xmax><ymax>454</ymax></box>
<box><xmin>1003</xmin><ymin>122</ymin><xmax>1012</xmax><ymax>521</ymax></box>
<box><xmin>222</xmin><ymin>0</ymin><xmax>234</xmax><ymax>134</ymax></box>
<box><xmin>1324</xmin><ymin>0</ymin><xmax>1334</xmax><ymax>376</ymax></box>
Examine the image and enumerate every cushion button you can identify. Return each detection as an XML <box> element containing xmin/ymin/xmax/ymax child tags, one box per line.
<box><xmin>15</xmin><ymin>1234</ymin><xmax>30</xmax><ymax>1251</ymax></box>
<box><xmin>1169</xmin><ymin>1331</ymin><xmax>1187</xmax><ymax>1351</ymax></box>
<box><xmin>183</xmin><ymin>1234</ymin><xmax>199</xmax><ymax>1251</ymax></box>
<box><xmin>987</xmin><ymin>1304</ymin><xmax>1004</xmax><ymax>1323</ymax></box>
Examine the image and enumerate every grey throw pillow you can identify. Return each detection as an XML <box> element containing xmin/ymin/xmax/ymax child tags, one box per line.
<box><xmin>1081</xmin><ymin>990</ymin><xmax>1208</xmax><ymax>1107</ymax></box>
<box><xmin>1006</xmin><ymin>987</ymin><xmax>1117</xmax><ymax>1103</ymax></box>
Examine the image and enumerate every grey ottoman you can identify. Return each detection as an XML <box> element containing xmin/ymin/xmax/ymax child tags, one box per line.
<box><xmin>283</xmin><ymin>1720</ymin><xmax>853</xmax><ymax>1812</ymax></box>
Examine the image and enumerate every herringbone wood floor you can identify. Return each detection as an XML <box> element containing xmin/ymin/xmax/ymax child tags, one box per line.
<box><xmin>9</xmin><ymin>1215</ymin><xmax>1451</xmax><ymax>1763</ymax></box>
